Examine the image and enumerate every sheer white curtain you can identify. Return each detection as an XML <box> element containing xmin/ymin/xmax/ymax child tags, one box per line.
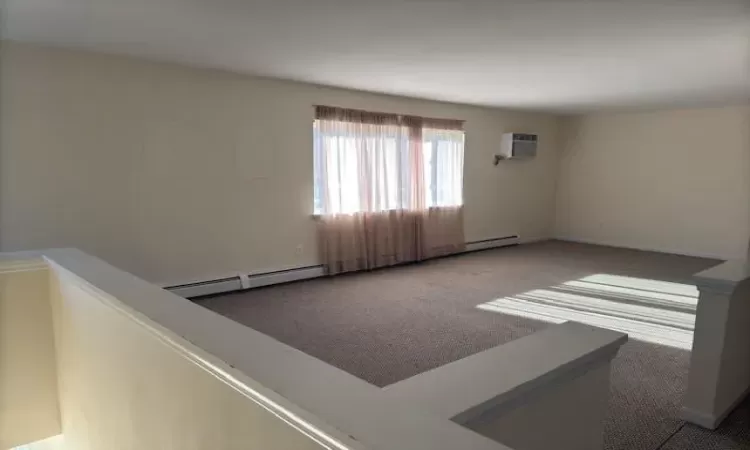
<box><xmin>314</xmin><ymin>119</ymin><xmax>418</xmax><ymax>215</ymax></box>
<box><xmin>314</xmin><ymin>106</ymin><xmax>465</xmax><ymax>274</ymax></box>
<box><xmin>423</xmin><ymin>128</ymin><xmax>464</xmax><ymax>208</ymax></box>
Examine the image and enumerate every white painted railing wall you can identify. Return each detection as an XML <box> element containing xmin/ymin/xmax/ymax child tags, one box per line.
<box><xmin>0</xmin><ymin>259</ymin><xmax>60</xmax><ymax>449</ymax></box>
<box><xmin>51</xmin><ymin>265</ymin><xmax>353</xmax><ymax>450</ymax></box>
<box><xmin>1</xmin><ymin>249</ymin><xmax>626</xmax><ymax>450</ymax></box>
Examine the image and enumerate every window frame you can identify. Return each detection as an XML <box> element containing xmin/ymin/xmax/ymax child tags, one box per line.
<box><xmin>313</xmin><ymin>118</ymin><xmax>465</xmax><ymax>216</ymax></box>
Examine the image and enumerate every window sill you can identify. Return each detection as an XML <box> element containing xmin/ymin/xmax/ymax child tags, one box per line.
<box><xmin>311</xmin><ymin>205</ymin><xmax>464</xmax><ymax>219</ymax></box>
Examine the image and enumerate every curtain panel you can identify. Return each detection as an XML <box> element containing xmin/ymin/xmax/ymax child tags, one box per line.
<box><xmin>314</xmin><ymin>106</ymin><xmax>465</xmax><ymax>275</ymax></box>
<box><xmin>318</xmin><ymin>207</ymin><xmax>465</xmax><ymax>275</ymax></box>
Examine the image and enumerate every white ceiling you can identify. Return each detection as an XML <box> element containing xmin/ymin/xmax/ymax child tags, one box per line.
<box><xmin>3</xmin><ymin>0</ymin><xmax>749</xmax><ymax>112</ymax></box>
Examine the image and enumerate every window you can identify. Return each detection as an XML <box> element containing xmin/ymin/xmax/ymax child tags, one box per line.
<box><xmin>313</xmin><ymin>108</ymin><xmax>464</xmax><ymax>216</ymax></box>
<box><xmin>422</xmin><ymin>128</ymin><xmax>465</xmax><ymax>208</ymax></box>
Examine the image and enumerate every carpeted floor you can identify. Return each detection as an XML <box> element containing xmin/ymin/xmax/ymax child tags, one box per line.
<box><xmin>196</xmin><ymin>240</ymin><xmax>750</xmax><ymax>450</ymax></box>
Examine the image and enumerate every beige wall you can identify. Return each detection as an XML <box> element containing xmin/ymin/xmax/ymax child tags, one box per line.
<box><xmin>555</xmin><ymin>105</ymin><xmax>750</xmax><ymax>260</ymax></box>
<box><xmin>0</xmin><ymin>42</ymin><xmax>562</xmax><ymax>284</ymax></box>
<box><xmin>0</xmin><ymin>265</ymin><xmax>61</xmax><ymax>449</ymax></box>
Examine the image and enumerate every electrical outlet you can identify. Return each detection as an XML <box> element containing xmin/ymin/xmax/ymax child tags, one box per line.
<box><xmin>295</xmin><ymin>244</ymin><xmax>303</xmax><ymax>255</ymax></box>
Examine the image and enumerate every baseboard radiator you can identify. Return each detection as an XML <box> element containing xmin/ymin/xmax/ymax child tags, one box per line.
<box><xmin>167</xmin><ymin>235</ymin><xmax>520</xmax><ymax>299</ymax></box>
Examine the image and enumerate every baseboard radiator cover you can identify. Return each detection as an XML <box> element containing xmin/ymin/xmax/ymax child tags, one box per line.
<box><xmin>167</xmin><ymin>235</ymin><xmax>520</xmax><ymax>299</ymax></box>
<box><xmin>463</xmin><ymin>235</ymin><xmax>520</xmax><ymax>253</ymax></box>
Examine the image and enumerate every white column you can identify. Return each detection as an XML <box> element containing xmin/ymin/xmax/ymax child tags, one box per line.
<box><xmin>682</xmin><ymin>260</ymin><xmax>750</xmax><ymax>429</ymax></box>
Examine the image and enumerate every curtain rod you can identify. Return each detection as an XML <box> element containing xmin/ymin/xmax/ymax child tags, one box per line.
<box><xmin>313</xmin><ymin>104</ymin><xmax>465</xmax><ymax>124</ymax></box>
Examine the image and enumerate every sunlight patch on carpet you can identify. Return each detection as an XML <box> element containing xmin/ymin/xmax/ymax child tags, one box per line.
<box><xmin>477</xmin><ymin>274</ymin><xmax>698</xmax><ymax>350</ymax></box>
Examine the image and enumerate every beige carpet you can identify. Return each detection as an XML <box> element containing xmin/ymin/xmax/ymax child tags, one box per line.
<box><xmin>197</xmin><ymin>240</ymin><xmax>746</xmax><ymax>450</ymax></box>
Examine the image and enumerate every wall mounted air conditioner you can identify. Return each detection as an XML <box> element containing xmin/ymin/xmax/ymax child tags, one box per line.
<box><xmin>496</xmin><ymin>133</ymin><xmax>538</xmax><ymax>163</ymax></box>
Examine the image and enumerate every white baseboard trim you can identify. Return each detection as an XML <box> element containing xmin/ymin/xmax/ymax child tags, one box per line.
<box><xmin>250</xmin><ymin>265</ymin><xmax>326</xmax><ymax>288</ymax></box>
<box><xmin>681</xmin><ymin>406</ymin><xmax>720</xmax><ymax>430</ymax></box>
<box><xmin>463</xmin><ymin>235</ymin><xmax>520</xmax><ymax>253</ymax></box>
<box><xmin>168</xmin><ymin>277</ymin><xmax>243</xmax><ymax>298</ymax></box>
<box><xmin>166</xmin><ymin>265</ymin><xmax>325</xmax><ymax>299</ymax></box>
<box><xmin>681</xmin><ymin>383</ymin><xmax>750</xmax><ymax>430</ymax></box>
<box><xmin>166</xmin><ymin>235</ymin><xmax>522</xmax><ymax>299</ymax></box>
<box><xmin>556</xmin><ymin>237</ymin><xmax>730</xmax><ymax>261</ymax></box>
